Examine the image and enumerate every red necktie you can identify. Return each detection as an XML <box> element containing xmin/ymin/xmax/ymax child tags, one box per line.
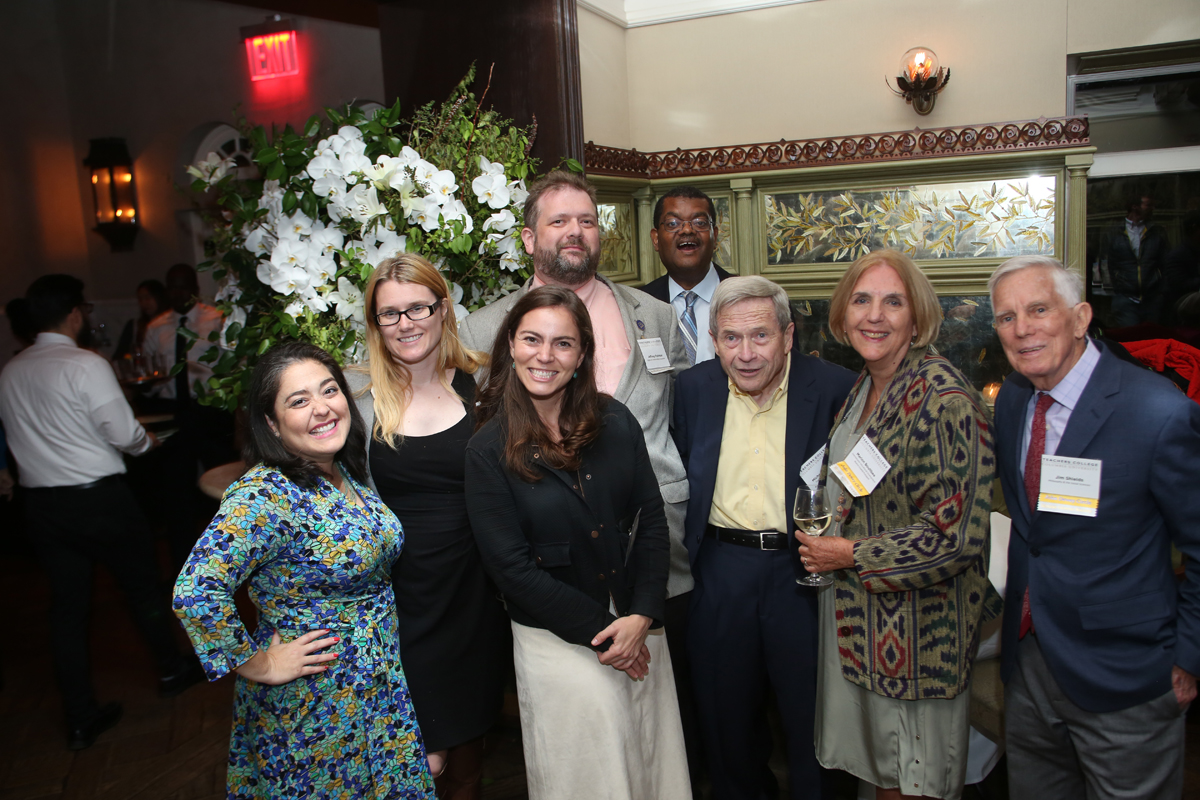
<box><xmin>1020</xmin><ymin>392</ymin><xmax>1054</xmax><ymax>639</ymax></box>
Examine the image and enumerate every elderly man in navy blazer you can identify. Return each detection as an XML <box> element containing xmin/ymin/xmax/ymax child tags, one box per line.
<box><xmin>990</xmin><ymin>255</ymin><xmax>1200</xmax><ymax>799</ymax></box>
<box><xmin>674</xmin><ymin>275</ymin><xmax>855</xmax><ymax>800</ymax></box>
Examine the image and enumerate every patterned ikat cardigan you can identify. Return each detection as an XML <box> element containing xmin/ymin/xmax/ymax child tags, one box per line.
<box><xmin>825</xmin><ymin>346</ymin><xmax>1003</xmax><ymax>701</ymax></box>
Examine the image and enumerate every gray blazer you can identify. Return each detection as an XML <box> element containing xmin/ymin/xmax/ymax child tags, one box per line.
<box><xmin>458</xmin><ymin>274</ymin><xmax>695</xmax><ymax>597</ymax></box>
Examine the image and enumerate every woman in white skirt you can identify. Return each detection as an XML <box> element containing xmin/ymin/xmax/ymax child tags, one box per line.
<box><xmin>465</xmin><ymin>286</ymin><xmax>690</xmax><ymax>800</ymax></box>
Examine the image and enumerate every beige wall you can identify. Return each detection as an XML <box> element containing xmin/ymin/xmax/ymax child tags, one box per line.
<box><xmin>579</xmin><ymin>7</ymin><xmax>633</xmax><ymax>148</ymax></box>
<box><xmin>584</xmin><ymin>0</ymin><xmax>1198</xmax><ymax>152</ymax></box>
<box><xmin>1067</xmin><ymin>0</ymin><xmax>1200</xmax><ymax>52</ymax></box>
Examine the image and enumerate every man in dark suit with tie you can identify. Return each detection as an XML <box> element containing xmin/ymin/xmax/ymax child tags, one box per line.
<box><xmin>640</xmin><ymin>186</ymin><xmax>733</xmax><ymax>365</ymax></box>
<box><xmin>990</xmin><ymin>255</ymin><xmax>1200</xmax><ymax>799</ymax></box>
<box><xmin>674</xmin><ymin>275</ymin><xmax>855</xmax><ymax>800</ymax></box>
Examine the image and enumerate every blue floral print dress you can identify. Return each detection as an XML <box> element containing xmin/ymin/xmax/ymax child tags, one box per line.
<box><xmin>173</xmin><ymin>463</ymin><xmax>435</xmax><ymax>799</ymax></box>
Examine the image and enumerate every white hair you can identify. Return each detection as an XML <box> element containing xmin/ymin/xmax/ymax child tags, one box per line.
<box><xmin>709</xmin><ymin>276</ymin><xmax>792</xmax><ymax>336</ymax></box>
<box><xmin>988</xmin><ymin>256</ymin><xmax>1083</xmax><ymax>309</ymax></box>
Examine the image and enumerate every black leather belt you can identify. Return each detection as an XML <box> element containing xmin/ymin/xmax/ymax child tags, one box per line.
<box><xmin>706</xmin><ymin>524</ymin><xmax>789</xmax><ymax>551</ymax></box>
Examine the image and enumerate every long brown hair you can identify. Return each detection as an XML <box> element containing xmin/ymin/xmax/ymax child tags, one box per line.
<box><xmin>360</xmin><ymin>254</ymin><xmax>485</xmax><ymax>448</ymax></box>
<box><xmin>475</xmin><ymin>286</ymin><xmax>604</xmax><ymax>482</ymax></box>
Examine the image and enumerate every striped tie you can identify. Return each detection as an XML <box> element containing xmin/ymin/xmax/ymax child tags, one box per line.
<box><xmin>680</xmin><ymin>291</ymin><xmax>698</xmax><ymax>365</ymax></box>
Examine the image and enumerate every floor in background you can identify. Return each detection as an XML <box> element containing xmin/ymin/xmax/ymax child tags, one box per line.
<box><xmin>0</xmin><ymin>533</ymin><xmax>1198</xmax><ymax>800</ymax></box>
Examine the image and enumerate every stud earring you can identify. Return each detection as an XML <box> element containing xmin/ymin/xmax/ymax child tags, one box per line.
<box><xmin>511</xmin><ymin>362</ymin><xmax>515</xmax><ymax>370</ymax></box>
<box><xmin>573</xmin><ymin>371</ymin><xmax>578</xmax><ymax>379</ymax></box>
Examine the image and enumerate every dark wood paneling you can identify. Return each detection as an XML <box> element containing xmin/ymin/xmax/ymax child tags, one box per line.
<box><xmin>218</xmin><ymin>0</ymin><xmax>380</xmax><ymax>27</ymax></box>
<box><xmin>377</xmin><ymin>0</ymin><xmax>583</xmax><ymax>170</ymax></box>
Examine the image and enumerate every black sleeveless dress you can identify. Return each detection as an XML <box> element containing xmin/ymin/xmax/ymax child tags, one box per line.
<box><xmin>369</xmin><ymin>369</ymin><xmax>509</xmax><ymax>751</ymax></box>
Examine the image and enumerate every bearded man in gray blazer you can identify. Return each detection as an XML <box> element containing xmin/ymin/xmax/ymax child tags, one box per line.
<box><xmin>459</xmin><ymin>170</ymin><xmax>703</xmax><ymax>788</ymax></box>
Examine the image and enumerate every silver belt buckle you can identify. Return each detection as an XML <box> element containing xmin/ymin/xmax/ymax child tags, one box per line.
<box><xmin>760</xmin><ymin>531</ymin><xmax>772</xmax><ymax>550</ymax></box>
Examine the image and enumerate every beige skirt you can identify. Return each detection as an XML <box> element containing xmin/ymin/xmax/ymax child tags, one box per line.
<box><xmin>511</xmin><ymin>620</ymin><xmax>691</xmax><ymax>800</ymax></box>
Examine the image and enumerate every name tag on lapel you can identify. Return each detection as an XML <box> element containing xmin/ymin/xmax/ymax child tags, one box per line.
<box><xmin>800</xmin><ymin>445</ymin><xmax>826</xmax><ymax>489</ymax></box>
<box><xmin>1037</xmin><ymin>455</ymin><xmax>1101</xmax><ymax>516</ymax></box>
<box><xmin>830</xmin><ymin>437</ymin><xmax>890</xmax><ymax>497</ymax></box>
<box><xmin>636</xmin><ymin>337</ymin><xmax>673</xmax><ymax>374</ymax></box>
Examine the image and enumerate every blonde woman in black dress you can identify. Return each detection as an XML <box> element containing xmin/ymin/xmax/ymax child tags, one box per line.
<box><xmin>349</xmin><ymin>254</ymin><xmax>509</xmax><ymax>800</ymax></box>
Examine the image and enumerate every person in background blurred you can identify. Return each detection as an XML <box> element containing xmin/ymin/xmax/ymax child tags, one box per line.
<box><xmin>174</xmin><ymin>340</ymin><xmax>435</xmax><ymax>799</ymax></box>
<box><xmin>348</xmin><ymin>254</ymin><xmax>509</xmax><ymax>800</ymax></box>
<box><xmin>114</xmin><ymin>279</ymin><xmax>169</xmax><ymax>362</ymax></box>
<box><xmin>0</xmin><ymin>274</ymin><xmax>201</xmax><ymax>751</ymax></box>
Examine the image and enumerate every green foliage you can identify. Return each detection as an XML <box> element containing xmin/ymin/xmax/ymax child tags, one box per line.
<box><xmin>188</xmin><ymin>70</ymin><xmax>539</xmax><ymax>414</ymax></box>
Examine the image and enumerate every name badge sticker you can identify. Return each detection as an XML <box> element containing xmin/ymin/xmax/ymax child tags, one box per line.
<box><xmin>1037</xmin><ymin>455</ymin><xmax>1101</xmax><ymax>516</ymax></box>
<box><xmin>830</xmin><ymin>437</ymin><xmax>891</xmax><ymax>497</ymax></box>
<box><xmin>636</xmin><ymin>337</ymin><xmax>673</xmax><ymax>374</ymax></box>
<box><xmin>800</xmin><ymin>445</ymin><xmax>826</xmax><ymax>489</ymax></box>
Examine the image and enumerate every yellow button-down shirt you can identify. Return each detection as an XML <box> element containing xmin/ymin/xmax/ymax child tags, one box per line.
<box><xmin>708</xmin><ymin>357</ymin><xmax>791</xmax><ymax>532</ymax></box>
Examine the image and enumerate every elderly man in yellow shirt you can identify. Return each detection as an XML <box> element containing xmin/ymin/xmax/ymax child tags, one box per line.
<box><xmin>673</xmin><ymin>275</ymin><xmax>856</xmax><ymax>800</ymax></box>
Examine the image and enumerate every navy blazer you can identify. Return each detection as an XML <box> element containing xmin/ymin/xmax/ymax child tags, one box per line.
<box><xmin>672</xmin><ymin>350</ymin><xmax>856</xmax><ymax>577</ymax></box>
<box><xmin>995</xmin><ymin>340</ymin><xmax>1200</xmax><ymax>712</ymax></box>
<box><xmin>638</xmin><ymin>263</ymin><xmax>734</xmax><ymax>303</ymax></box>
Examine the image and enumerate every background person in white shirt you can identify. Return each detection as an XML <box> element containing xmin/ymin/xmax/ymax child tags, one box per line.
<box><xmin>639</xmin><ymin>186</ymin><xmax>733</xmax><ymax>366</ymax></box>
<box><xmin>137</xmin><ymin>264</ymin><xmax>233</xmax><ymax>568</ymax></box>
<box><xmin>0</xmin><ymin>275</ymin><xmax>202</xmax><ymax>751</ymax></box>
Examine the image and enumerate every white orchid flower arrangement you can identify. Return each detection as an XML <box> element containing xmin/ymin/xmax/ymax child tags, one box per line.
<box><xmin>186</xmin><ymin>69</ymin><xmax>538</xmax><ymax>413</ymax></box>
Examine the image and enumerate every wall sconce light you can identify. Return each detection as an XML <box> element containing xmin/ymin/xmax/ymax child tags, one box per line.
<box><xmin>889</xmin><ymin>47</ymin><xmax>950</xmax><ymax>115</ymax></box>
<box><xmin>84</xmin><ymin>138</ymin><xmax>139</xmax><ymax>252</ymax></box>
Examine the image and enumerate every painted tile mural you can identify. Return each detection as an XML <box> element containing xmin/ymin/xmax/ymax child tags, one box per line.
<box><xmin>598</xmin><ymin>202</ymin><xmax>635</xmax><ymax>276</ymax></box>
<box><xmin>766</xmin><ymin>177</ymin><xmax>1056</xmax><ymax>263</ymax></box>
<box><xmin>713</xmin><ymin>196</ymin><xmax>733</xmax><ymax>271</ymax></box>
<box><xmin>793</xmin><ymin>294</ymin><xmax>1011</xmax><ymax>394</ymax></box>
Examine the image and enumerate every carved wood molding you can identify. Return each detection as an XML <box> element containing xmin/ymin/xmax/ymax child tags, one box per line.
<box><xmin>585</xmin><ymin>117</ymin><xmax>1090</xmax><ymax>179</ymax></box>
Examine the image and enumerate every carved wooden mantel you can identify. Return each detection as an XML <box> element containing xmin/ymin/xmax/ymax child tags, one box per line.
<box><xmin>585</xmin><ymin>116</ymin><xmax>1090</xmax><ymax>179</ymax></box>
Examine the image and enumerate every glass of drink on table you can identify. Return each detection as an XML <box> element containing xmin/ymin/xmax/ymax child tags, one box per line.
<box><xmin>794</xmin><ymin>485</ymin><xmax>833</xmax><ymax>587</ymax></box>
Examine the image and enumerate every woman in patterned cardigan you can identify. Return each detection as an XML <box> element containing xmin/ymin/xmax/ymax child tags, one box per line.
<box><xmin>797</xmin><ymin>250</ymin><xmax>1001</xmax><ymax>800</ymax></box>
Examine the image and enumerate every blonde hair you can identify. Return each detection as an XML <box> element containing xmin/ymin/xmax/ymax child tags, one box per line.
<box><xmin>362</xmin><ymin>254</ymin><xmax>485</xmax><ymax>449</ymax></box>
<box><xmin>828</xmin><ymin>249</ymin><xmax>941</xmax><ymax>348</ymax></box>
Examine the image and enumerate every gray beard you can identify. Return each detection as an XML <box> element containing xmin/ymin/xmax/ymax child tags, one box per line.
<box><xmin>535</xmin><ymin>243</ymin><xmax>598</xmax><ymax>287</ymax></box>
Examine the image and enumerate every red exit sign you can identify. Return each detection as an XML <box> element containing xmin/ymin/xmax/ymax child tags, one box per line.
<box><xmin>245</xmin><ymin>31</ymin><xmax>299</xmax><ymax>81</ymax></box>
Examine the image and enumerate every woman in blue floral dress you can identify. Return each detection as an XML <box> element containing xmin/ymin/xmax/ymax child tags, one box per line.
<box><xmin>174</xmin><ymin>341</ymin><xmax>435</xmax><ymax>799</ymax></box>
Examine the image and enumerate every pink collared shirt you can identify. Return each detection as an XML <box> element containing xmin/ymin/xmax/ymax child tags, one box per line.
<box><xmin>532</xmin><ymin>275</ymin><xmax>630</xmax><ymax>395</ymax></box>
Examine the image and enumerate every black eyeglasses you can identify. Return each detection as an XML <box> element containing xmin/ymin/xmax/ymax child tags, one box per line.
<box><xmin>374</xmin><ymin>299</ymin><xmax>442</xmax><ymax>327</ymax></box>
<box><xmin>659</xmin><ymin>217</ymin><xmax>712</xmax><ymax>232</ymax></box>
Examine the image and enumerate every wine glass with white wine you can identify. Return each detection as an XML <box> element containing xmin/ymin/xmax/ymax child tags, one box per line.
<box><xmin>794</xmin><ymin>485</ymin><xmax>833</xmax><ymax>587</ymax></box>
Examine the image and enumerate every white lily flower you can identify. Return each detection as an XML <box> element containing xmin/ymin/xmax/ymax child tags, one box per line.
<box><xmin>472</xmin><ymin>172</ymin><xmax>511</xmax><ymax>209</ymax></box>
<box><xmin>426</xmin><ymin>170</ymin><xmax>459</xmax><ymax>206</ymax></box>
<box><xmin>441</xmin><ymin>198</ymin><xmax>474</xmax><ymax>234</ymax></box>
<box><xmin>395</xmin><ymin>146</ymin><xmax>421</xmax><ymax>168</ymax></box>
<box><xmin>283</xmin><ymin>298</ymin><xmax>306</xmax><ymax>318</ymax></box>
<box><xmin>309</xmin><ymin>227</ymin><xmax>344</xmax><ymax>259</ymax></box>
<box><xmin>256</xmin><ymin>259</ymin><xmax>274</xmax><ymax>288</ymax></box>
<box><xmin>244</xmin><ymin>225</ymin><xmax>275</xmax><ymax>257</ymax></box>
<box><xmin>478</xmin><ymin>155</ymin><xmax>506</xmax><ymax>177</ymax></box>
<box><xmin>484</xmin><ymin>209</ymin><xmax>516</xmax><ymax>233</ymax></box>
<box><xmin>300</xmin><ymin>287</ymin><xmax>330</xmax><ymax>313</ymax></box>
<box><xmin>412</xmin><ymin>159</ymin><xmax>438</xmax><ymax>184</ymax></box>
<box><xmin>306</xmin><ymin>255</ymin><xmax>337</xmax><ymax>287</ymax></box>
<box><xmin>269</xmin><ymin>262</ymin><xmax>312</xmax><ymax>296</ymax></box>
<box><xmin>336</xmin><ymin>125</ymin><xmax>363</xmax><ymax>145</ymax></box>
<box><xmin>305</xmin><ymin>153</ymin><xmax>343</xmax><ymax>181</ymax></box>
<box><xmin>411</xmin><ymin>196</ymin><xmax>442</xmax><ymax>232</ymax></box>
<box><xmin>362</xmin><ymin>159</ymin><xmax>395</xmax><ymax>187</ymax></box>
<box><xmin>270</xmin><ymin>237</ymin><xmax>313</xmax><ymax>270</ymax></box>
<box><xmin>278</xmin><ymin>211</ymin><xmax>314</xmax><ymax>241</ymax></box>
<box><xmin>328</xmin><ymin>277</ymin><xmax>366</xmax><ymax>323</ymax></box>
<box><xmin>499</xmin><ymin>252</ymin><xmax>523</xmax><ymax>272</ymax></box>
<box><xmin>187</xmin><ymin>151</ymin><xmax>237</xmax><ymax>186</ymax></box>
<box><xmin>375</xmin><ymin>229</ymin><xmax>408</xmax><ymax>261</ymax></box>
<box><xmin>345</xmin><ymin>184</ymin><xmax>386</xmax><ymax>226</ymax></box>
<box><xmin>508</xmin><ymin>178</ymin><xmax>529</xmax><ymax>208</ymax></box>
